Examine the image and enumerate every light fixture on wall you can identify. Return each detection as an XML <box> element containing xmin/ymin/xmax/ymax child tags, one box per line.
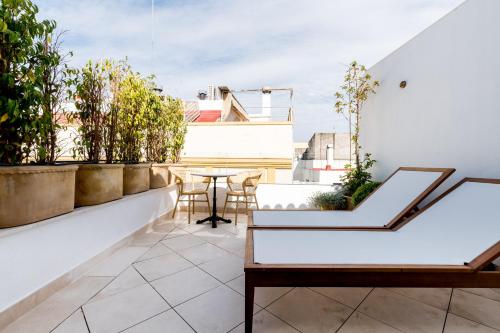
<box><xmin>400</xmin><ymin>81</ymin><xmax>407</xmax><ymax>88</ymax></box>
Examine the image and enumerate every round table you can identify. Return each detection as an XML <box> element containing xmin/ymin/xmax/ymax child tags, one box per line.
<box><xmin>191</xmin><ymin>171</ymin><xmax>237</xmax><ymax>228</ymax></box>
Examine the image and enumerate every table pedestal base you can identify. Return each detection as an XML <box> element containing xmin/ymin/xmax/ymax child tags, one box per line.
<box><xmin>196</xmin><ymin>215</ymin><xmax>232</xmax><ymax>228</ymax></box>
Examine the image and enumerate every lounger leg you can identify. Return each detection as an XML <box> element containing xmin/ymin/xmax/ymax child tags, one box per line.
<box><xmin>245</xmin><ymin>277</ymin><xmax>254</xmax><ymax>333</ymax></box>
<box><xmin>188</xmin><ymin>195</ymin><xmax>191</xmax><ymax>224</ymax></box>
<box><xmin>172</xmin><ymin>196</ymin><xmax>179</xmax><ymax>218</ymax></box>
<box><xmin>192</xmin><ymin>196</ymin><xmax>195</xmax><ymax>214</ymax></box>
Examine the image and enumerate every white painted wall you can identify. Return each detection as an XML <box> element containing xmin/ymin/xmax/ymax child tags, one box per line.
<box><xmin>198</xmin><ymin>100</ymin><xmax>223</xmax><ymax>111</ymax></box>
<box><xmin>361</xmin><ymin>0</ymin><xmax>500</xmax><ymax>198</ymax></box>
<box><xmin>183</xmin><ymin>123</ymin><xmax>293</xmax><ymax>159</ymax></box>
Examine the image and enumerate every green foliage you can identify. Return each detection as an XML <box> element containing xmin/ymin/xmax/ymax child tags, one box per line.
<box><xmin>115</xmin><ymin>72</ymin><xmax>151</xmax><ymax>163</ymax></box>
<box><xmin>0</xmin><ymin>0</ymin><xmax>56</xmax><ymax>165</ymax></box>
<box><xmin>308</xmin><ymin>188</ymin><xmax>347</xmax><ymax>210</ymax></box>
<box><xmin>334</xmin><ymin>61</ymin><xmax>379</xmax><ymax>169</ymax></box>
<box><xmin>352</xmin><ymin>181</ymin><xmax>381</xmax><ymax>207</ymax></box>
<box><xmin>341</xmin><ymin>153</ymin><xmax>376</xmax><ymax>196</ymax></box>
<box><xmin>145</xmin><ymin>95</ymin><xmax>186</xmax><ymax>163</ymax></box>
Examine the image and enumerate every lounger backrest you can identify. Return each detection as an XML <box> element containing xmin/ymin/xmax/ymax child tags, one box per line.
<box><xmin>352</xmin><ymin>168</ymin><xmax>452</xmax><ymax>227</ymax></box>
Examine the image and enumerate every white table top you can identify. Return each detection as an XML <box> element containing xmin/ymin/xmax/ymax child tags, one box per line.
<box><xmin>191</xmin><ymin>172</ymin><xmax>237</xmax><ymax>178</ymax></box>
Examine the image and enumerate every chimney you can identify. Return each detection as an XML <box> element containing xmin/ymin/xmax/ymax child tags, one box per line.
<box><xmin>208</xmin><ymin>84</ymin><xmax>215</xmax><ymax>100</ymax></box>
<box><xmin>262</xmin><ymin>86</ymin><xmax>272</xmax><ymax>117</ymax></box>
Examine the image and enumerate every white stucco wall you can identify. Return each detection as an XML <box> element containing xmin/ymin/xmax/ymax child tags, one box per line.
<box><xmin>182</xmin><ymin>123</ymin><xmax>293</xmax><ymax>159</ymax></box>
<box><xmin>361</xmin><ymin>0</ymin><xmax>500</xmax><ymax>198</ymax></box>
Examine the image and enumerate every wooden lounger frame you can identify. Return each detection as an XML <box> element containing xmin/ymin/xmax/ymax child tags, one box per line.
<box><xmin>247</xmin><ymin>167</ymin><xmax>455</xmax><ymax>230</ymax></box>
<box><xmin>244</xmin><ymin>178</ymin><xmax>500</xmax><ymax>333</ymax></box>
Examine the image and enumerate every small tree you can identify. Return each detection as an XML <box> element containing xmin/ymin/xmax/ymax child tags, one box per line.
<box><xmin>72</xmin><ymin>60</ymin><xmax>107</xmax><ymax>163</ymax></box>
<box><xmin>164</xmin><ymin>96</ymin><xmax>186</xmax><ymax>163</ymax></box>
<box><xmin>334</xmin><ymin>61</ymin><xmax>379</xmax><ymax>169</ymax></box>
<box><xmin>0</xmin><ymin>0</ymin><xmax>56</xmax><ymax>165</ymax></box>
<box><xmin>35</xmin><ymin>31</ymin><xmax>73</xmax><ymax>164</ymax></box>
<box><xmin>116</xmin><ymin>72</ymin><xmax>151</xmax><ymax>163</ymax></box>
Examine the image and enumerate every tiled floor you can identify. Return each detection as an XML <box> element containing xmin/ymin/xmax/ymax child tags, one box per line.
<box><xmin>2</xmin><ymin>212</ymin><xmax>500</xmax><ymax>333</ymax></box>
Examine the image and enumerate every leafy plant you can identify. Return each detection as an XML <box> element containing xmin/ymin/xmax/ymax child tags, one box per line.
<box><xmin>164</xmin><ymin>96</ymin><xmax>186</xmax><ymax>163</ymax></box>
<box><xmin>0</xmin><ymin>0</ymin><xmax>56</xmax><ymax>165</ymax></box>
<box><xmin>71</xmin><ymin>60</ymin><xmax>108</xmax><ymax>163</ymax></box>
<box><xmin>352</xmin><ymin>181</ymin><xmax>381</xmax><ymax>207</ymax></box>
<box><xmin>34</xmin><ymin>31</ymin><xmax>73</xmax><ymax>164</ymax></box>
<box><xmin>116</xmin><ymin>72</ymin><xmax>151</xmax><ymax>163</ymax></box>
<box><xmin>334</xmin><ymin>61</ymin><xmax>379</xmax><ymax>169</ymax></box>
<box><xmin>341</xmin><ymin>153</ymin><xmax>376</xmax><ymax>196</ymax></box>
<box><xmin>308</xmin><ymin>188</ymin><xmax>347</xmax><ymax>210</ymax></box>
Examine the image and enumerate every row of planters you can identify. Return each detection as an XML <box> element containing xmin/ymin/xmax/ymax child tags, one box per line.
<box><xmin>0</xmin><ymin>1</ymin><xmax>185</xmax><ymax>228</ymax></box>
<box><xmin>309</xmin><ymin>61</ymin><xmax>380</xmax><ymax>210</ymax></box>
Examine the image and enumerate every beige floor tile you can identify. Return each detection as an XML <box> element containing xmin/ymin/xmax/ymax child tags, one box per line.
<box><xmin>310</xmin><ymin>288</ymin><xmax>373</xmax><ymax>308</ymax></box>
<box><xmin>358</xmin><ymin>288</ymin><xmax>447</xmax><ymax>333</ymax></box>
<box><xmin>52</xmin><ymin>309</ymin><xmax>89</xmax><ymax>333</ymax></box>
<box><xmin>386</xmin><ymin>288</ymin><xmax>452</xmax><ymax>310</ymax></box>
<box><xmin>175</xmin><ymin>285</ymin><xmax>247</xmax><ymax>333</ymax></box>
<box><xmin>89</xmin><ymin>267</ymin><xmax>146</xmax><ymax>303</ymax></box>
<box><xmin>199</xmin><ymin>253</ymin><xmax>244</xmax><ymax>282</ymax></box>
<box><xmin>444</xmin><ymin>313</ymin><xmax>499</xmax><ymax>332</ymax></box>
<box><xmin>459</xmin><ymin>288</ymin><xmax>500</xmax><ymax>302</ymax></box>
<box><xmin>151</xmin><ymin>267</ymin><xmax>221</xmax><ymax>306</ymax></box>
<box><xmin>85</xmin><ymin>246</ymin><xmax>149</xmax><ymax>276</ymax></box>
<box><xmin>213</xmin><ymin>237</ymin><xmax>246</xmax><ymax>258</ymax></box>
<box><xmin>164</xmin><ymin>228</ymin><xmax>190</xmax><ymax>239</ymax></box>
<box><xmin>129</xmin><ymin>230</ymin><xmax>167</xmax><ymax>247</ymax></box>
<box><xmin>83</xmin><ymin>284</ymin><xmax>169</xmax><ymax>333</ymax></box>
<box><xmin>133</xmin><ymin>253</ymin><xmax>193</xmax><ymax>281</ymax></box>
<box><xmin>161</xmin><ymin>234</ymin><xmax>206</xmax><ymax>251</ymax></box>
<box><xmin>231</xmin><ymin>310</ymin><xmax>300</xmax><ymax>333</ymax></box>
<box><xmin>3</xmin><ymin>277</ymin><xmax>111</xmax><ymax>333</ymax></box>
<box><xmin>150</xmin><ymin>220</ymin><xmax>176</xmax><ymax>234</ymax></box>
<box><xmin>267</xmin><ymin>287</ymin><xmax>352</xmax><ymax>333</ymax></box>
<box><xmin>450</xmin><ymin>289</ymin><xmax>500</xmax><ymax>330</ymax></box>
<box><xmin>123</xmin><ymin>309</ymin><xmax>194</xmax><ymax>333</ymax></box>
<box><xmin>192</xmin><ymin>227</ymin><xmax>236</xmax><ymax>244</ymax></box>
<box><xmin>338</xmin><ymin>311</ymin><xmax>402</xmax><ymax>333</ymax></box>
<box><xmin>177</xmin><ymin>242</ymin><xmax>230</xmax><ymax>265</ymax></box>
<box><xmin>226</xmin><ymin>275</ymin><xmax>292</xmax><ymax>308</ymax></box>
<box><xmin>136</xmin><ymin>243</ymin><xmax>174</xmax><ymax>262</ymax></box>
<box><xmin>182</xmin><ymin>223</ymin><xmax>209</xmax><ymax>233</ymax></box>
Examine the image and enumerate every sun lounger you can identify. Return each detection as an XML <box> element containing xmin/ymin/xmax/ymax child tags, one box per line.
<box><xmin>249</xmin><ymin>167</ymin><xmax>455</xmax><ymax>229</ymax></box>
<box><xmin>244</xmin><ymin>178</ymin><xmax>500</xmax><ymax>332</ymax></box>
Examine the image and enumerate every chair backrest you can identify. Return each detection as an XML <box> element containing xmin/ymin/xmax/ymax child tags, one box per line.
<box><xmin>170</xmin><ymin>168</ymin><xmax>211</xmax><ymax>193</ymax></box>
<box><xmin>228</xmin><ymin>171</ymin><xmax>262</xmax><ymax>194</ymax></box>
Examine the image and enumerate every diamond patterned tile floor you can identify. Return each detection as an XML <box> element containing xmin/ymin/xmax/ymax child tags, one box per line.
<box><xmin>3</xmin><ymin>212</ymin><xmax>500</xmax><ymax>333</ymax></box>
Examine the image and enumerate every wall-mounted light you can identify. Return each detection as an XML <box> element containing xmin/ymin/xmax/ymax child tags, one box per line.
<box><xmin>400</xmin><ymin>81</ymin><xmax>407</xmax><ymax>88</ymax></box>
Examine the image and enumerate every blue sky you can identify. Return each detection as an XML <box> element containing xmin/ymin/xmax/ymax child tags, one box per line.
<box><xmin>36</xmin><ymin>0</ymin><xmax>464</xmax><ymax>141</ymax></box>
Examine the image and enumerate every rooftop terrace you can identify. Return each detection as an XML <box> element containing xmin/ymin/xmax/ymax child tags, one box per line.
<box><xmin>3</xmin><ymin>212</ymin><xmax>499</xmax><ymax>333</ymax></box>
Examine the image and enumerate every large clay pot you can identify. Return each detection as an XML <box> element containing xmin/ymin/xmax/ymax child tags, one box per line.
<box><xmin>75</xmin><ymin>164</ymin><xmax>124</xmax><ymax>206</ymax></box>
<box><xmin>149</xmin><ymin>163</ymin><xmax>171</xmax><ymax>189</ymax></box>
<box><xmin>0</xmin><ymin>165</ymin><xmax>78</xmax><ymax>228</ymax></box>
<box><xmin>123</xmin><ymin>163</ymin><xmax>151</xmax><ymax>195</ymax></box>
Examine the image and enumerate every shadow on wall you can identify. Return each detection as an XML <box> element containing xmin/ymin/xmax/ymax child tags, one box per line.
<box><xmin>261</xmin><ymin>203</ymin><xmax>310</xmax><ymax>209</ymax></box>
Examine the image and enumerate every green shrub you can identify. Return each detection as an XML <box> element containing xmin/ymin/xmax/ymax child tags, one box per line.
<box><xmin>341</xmin><ymin>153</ymin><xmax>376</xmax><ymax>196</ymax></box>
<box><xmin>352</xmin><ymin>181</ymin><xmax>381</xmax><ymax>207</ymax></box>
<box><xmin>308</xmin><ymin>188</ymin><xmax>347</xmax><ymax>210</ymax></box>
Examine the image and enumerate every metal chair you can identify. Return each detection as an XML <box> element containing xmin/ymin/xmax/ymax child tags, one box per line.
<box><xmin>222</xmin><ymin>171</ymin><xmax>262</xmax><ymax>225</ymax></box>
<box><xmin>171</xmin><ymin>169</ymin><xmax>211</xmax><ymax>224</ymax></box>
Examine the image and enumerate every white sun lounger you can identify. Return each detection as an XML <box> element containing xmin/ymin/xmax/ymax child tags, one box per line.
<box><xmin>250</xmin><ymin>167</ymin><xmax>454</xmax><ymax>229</ymax></box>
<box><xmin>244</xmin><ymin>178</ymin><xmax>500</xmax><ymax>333</ymax></box>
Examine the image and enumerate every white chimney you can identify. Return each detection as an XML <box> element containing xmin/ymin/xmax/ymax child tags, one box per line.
<box><xmin>207</xmin><ymin>84</ymin><xmax>215</xmax><ymax>100</ymax></box>
<box><xmin>262</xmin><ymin>86</ymin><xmax>272</xmax><ymax>118</ymax></box>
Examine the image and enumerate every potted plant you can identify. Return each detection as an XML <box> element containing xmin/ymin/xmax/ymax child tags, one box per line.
<box><xmin>116</xmin><ymin>72</ymin><xmax>152</xmax><ymax>194</ymax></box>
<box><xmin>71</xmin><ymin>60</ymin><xmax>125</xmax><ymax>206</ymax></box>
<box><xmin>0</xmin><ymin>1</ymin><xmax>78</xmax><ymax>227</ymax></box>
<box><xmin>145</xmin><ymin>94</ymin><xmax>186</xmax><ymax>188</ymax></box>
<box><xmin>308</xmin><ymin>189</ymin><xmax>347</xmax><ymax>211</ymax></box>
<box><xmin>334</xmin><ymin>61</ymin><xmax>379</xmax><ymax>207</ymax></box>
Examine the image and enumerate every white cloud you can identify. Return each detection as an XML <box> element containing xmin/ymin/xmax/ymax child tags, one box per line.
<box><xmin>36</xmin><ymin>0</ymin><xmax>464</xmax><ymax>140</ymax></box>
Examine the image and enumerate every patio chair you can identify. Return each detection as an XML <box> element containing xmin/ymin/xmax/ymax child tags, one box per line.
<box><xmin>249</xmin><ymin>167</ymin><xmax>455</xmax><ymax>230</ymax></box>
<box><xmin>244</xmin><ymin>178</ymin><xmax>500</xmax><ymax>333</ymax></box>
<box><xmin>170</xmin><ymin>169</ymin><xmax>211</xmax><ymax>224</ymax></box>
<box><xmin>222</xmin><ymin>171</ymin><xmax>262</xmax><ymax>225</ymax></box>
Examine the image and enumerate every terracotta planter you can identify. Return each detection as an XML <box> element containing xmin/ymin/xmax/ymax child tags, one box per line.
<box><xmin>75</xmin><ymin>164</ymin><xmax>124</xmax><ymax>206</ymax></box>
<box><xmin>345</xmin><ymin>196</ymin><xmax>354</xmax><ymax>211</ymax></box>
<box><xmin>149</xmin><ymin>163</ymin><xmax>171</xmax><ymax>189</ymax></box>
<box><xmin>0</xmin><ymin>165</ymin><xmax>78</xmax><ymax>228</ymax></box>
<box><xmin>123</xmin><ymin>163</ymin><xmax>151</xmax><ymax>195</ymax></box>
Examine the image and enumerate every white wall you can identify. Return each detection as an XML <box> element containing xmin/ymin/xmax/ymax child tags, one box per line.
<box><xmin>361</xmin><ymin>0</ymin><xmax>500</xmax><ymax>197</ymax></box>
<box><xmin>183</xmin><ymin>123</ymin><xmax>293</xmax><ymax>159</ymax></box>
